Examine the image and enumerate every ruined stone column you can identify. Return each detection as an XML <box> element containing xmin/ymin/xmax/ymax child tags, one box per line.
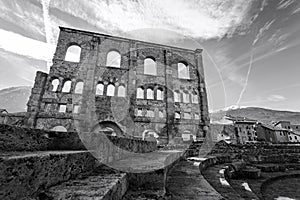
<box><xmin>195</xmin><ymin>49</ymin><xmax>210</xmax><ymax>138</ymax></box>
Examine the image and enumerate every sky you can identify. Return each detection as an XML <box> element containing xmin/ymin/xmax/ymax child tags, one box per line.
<box><xmin>0</xmin><ymin>0</ymin><xmax>300</xmax><ymax>112</ymax></box>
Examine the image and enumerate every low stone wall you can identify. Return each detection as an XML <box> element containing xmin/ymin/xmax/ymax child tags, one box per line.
<box><xmin>0</xmin><ymin>151</ymin><xmax>97</xmax><ymax>200</ymax></box>
<box><xmin>107</xmin><ymin>135</ymin><xmax>157</xmax><ymax>153</ymax></box>
<box><xmin>0</xmin><ymin>124</ymin><xmax>85</xmax><ymax>151</ymax></box>
<box><xmin>209</xmin><ymin>141</ymin><xmax>300</xmax><ymax>158</ymax></box>
<box><xmin>198</xmin><ymin>155</ymin><xmax>231</xmax><ymax>172</ymax></box>
<box><xmin>0</xmin><ymin>124</ymin><xmax>157</xmax><ymax>153</ymax></box>
<box><xmin>245</xmin><ymin>153</ymin><xmax>300</xmax><ymax>164</ymax></box>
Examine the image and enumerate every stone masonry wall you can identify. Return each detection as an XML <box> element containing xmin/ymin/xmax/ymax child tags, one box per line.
<box><xmin>26</xmin><ymin>27</ymin><xmax>210</xmax><ymax>144</ymax></box>
<box><xmin>0</xmin><ymin>124</ymin><xmax>157</xmax><ymax>153</ymax></box>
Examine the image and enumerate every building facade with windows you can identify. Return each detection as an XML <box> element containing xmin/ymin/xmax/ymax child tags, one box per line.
<box><xmin>25</xmin><ymin>27</ymin><xmax>210</xmax><ymax>144</ymax></box>
<box><xmin>287</xmin><ymin>131</ymin><xmax>300</xmax><ymax>143</ymax></box>
<box><xmin>256</xmin><ymin>124</ymin><xmax>289</xmax><ymax>143</ymax></box>
<box><xmin>234</xmin><ymin>121</ymin><xmax>258</xmax><ymax>144</ymax></box>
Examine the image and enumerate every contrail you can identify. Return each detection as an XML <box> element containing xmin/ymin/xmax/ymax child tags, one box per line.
<box><xmin>204</xmin><ymin>50</ymin><xmax>228</xmax><ymax>107</ymax></box>
<box><xmin>236</xmin><ymin>48</ymin><xmax>254</xmax><ymax>105</ymax></box>
<box><xmin>236</xmin><ymin>24</ymin><xmax>260</xmax><ymax>106</ymax></box>
<box><xmin>41</xmin><ymin>0</ymin><xmax>53</xmax><ymax>71</ymax></box>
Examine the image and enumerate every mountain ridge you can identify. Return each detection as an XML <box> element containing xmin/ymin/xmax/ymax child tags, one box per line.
<box><xmin>0</xmin><ymin>86</ymin><xmax>31</xmax><ymax>113</ymax></box>
<box><xmin>210</xmin><ymin>106</ymin><xmax>300</xmax><ymax>124</ymax></box>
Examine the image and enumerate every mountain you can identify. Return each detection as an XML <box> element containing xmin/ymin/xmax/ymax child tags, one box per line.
<box><xmin>210</xmin><ymin>107</ymin><xmax>300</xmax><ymax>125</ymax></box>
<box><xmin>0</xmin><ymin>86</ymin><xmax>31</xmax><ymax>113</ymax></box>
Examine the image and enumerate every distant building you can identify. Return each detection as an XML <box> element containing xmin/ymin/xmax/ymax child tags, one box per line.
<box><xmin>287</xmin><ymin>131</ymin><xmax>300</xmax><ymax>143</ymax></box>
<box><xmin>256</xmin><ymin>124</ymin><xmax>289</xmax><ymax>143</ymax></box>
<box><xmin>209</xmin><ymin>123</ymin><xmax>238</xmax><ymax>144</ymax></box>
<box><xmin>235</xmin><ymin>121</ymin><xmax>258</xmax><ymax>144</ymax></box>
<box><xmin>225</xmin><ymin>116</ymin><xmax>258</xmax><ymax>144</ymax></box>
<box><xmin>274</xmin><ymin>121</ymin><xmax>300</xmax><ymax>132</ymax></box>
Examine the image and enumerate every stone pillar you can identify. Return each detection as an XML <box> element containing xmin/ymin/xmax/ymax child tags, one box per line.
<box><xmin>127</xmin><ymin>41</ymin><xmax>138</xmax><ymax>136</ymax></box>
<box><xmin>78</xmin><ymin>36</ymin><xmax>99</xmax><ymax>135</ymax></box>
<box><xmin>164</xmin><ymin>50</ymin><xmax>175</xmax><ymax>144</ymax></box>
<box><xmin>195</xmin><ymin>49</ymin><xmax>210</xmax><ymax>138</ymax></box>
<box><xmin>25</xmin><ymin>71</ymin><xmax>48</xmax><ymax>128</ymax></box>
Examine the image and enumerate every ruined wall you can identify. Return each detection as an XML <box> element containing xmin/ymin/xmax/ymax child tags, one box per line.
<box><xmin>26</xmin><ymin>27</ymin><xmax>210</xmax><ymax>144</ymax></box>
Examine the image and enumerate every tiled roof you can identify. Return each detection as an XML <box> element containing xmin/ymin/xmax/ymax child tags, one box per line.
<box><xmin>261</xmin><ymin>124</ymin><xmax>288</xmax><ymax>131</ymax></box>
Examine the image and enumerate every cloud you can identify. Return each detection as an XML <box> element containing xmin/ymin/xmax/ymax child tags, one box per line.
<box><xmin>0</xmin><ymin>29</ymin><xmax>55</xmax><ymax>62</ymax></box>
<box><xmin>267</xmin><ymin>94</ymin><xmax>286</xmax><ymax>102</ymax></box>
<box><xmin>260</xmin><ymin>0</ymin><xmax>269</xmax><ymax>11</ymax></box>
<box><xmin>0</xmin><ymin>0</ymin><xmax>45</xmax><ymax>40</ymax></box>
<box><xmin>51</xmin><ymin>0</ymin><xmax>255</xmax><ymax>40</ymax></box>
<box><xmin>253</xmin><ymin>19</ymin><xmax>275</xmax><ymax>46</ymax></box>
<box><xmin>277</xmin><ymin>0</ymin><xmax>296</xmax><ymax>10</ymax></box>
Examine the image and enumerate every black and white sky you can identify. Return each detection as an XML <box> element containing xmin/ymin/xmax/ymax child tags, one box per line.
<box><xmin>0</xmin><ymin>0</ymin><xmax>300</xmax><ymax>111</ymax></box>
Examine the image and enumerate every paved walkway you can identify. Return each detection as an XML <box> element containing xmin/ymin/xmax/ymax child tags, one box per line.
<box><xmin>166</xmin><ymin>160</ymin><xmax>224</xmax><ymax>200</ymax></box>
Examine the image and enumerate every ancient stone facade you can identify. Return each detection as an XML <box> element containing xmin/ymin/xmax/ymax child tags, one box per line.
<box><xmin>26</xmin><ymin>27</ymin><xmax>210</xmax><ymax>143</ymax></box>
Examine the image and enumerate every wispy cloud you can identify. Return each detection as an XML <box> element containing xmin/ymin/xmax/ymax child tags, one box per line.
<box><xmin>0</xmin><ymin>29</ymin><xmax>55</xmax><ymax>62</ymax></box>
<box><xmin>267</xmin><ymin>94</ymin><xmax>286</xmax><ymax>102</ymax></box>
<box><xmin>253</xmin><ymin>19</ymin><xmax>275</xmax><ymax>45</ymax></box>
<box><xmin>51</xmin><ymin>0</ymin><xmax>254</xmax><ymax>40</ymax></box>
<box><xmin>277</xmin><ymin>0</ymin><xmax>296</xmax><ymax>10</ymax></box>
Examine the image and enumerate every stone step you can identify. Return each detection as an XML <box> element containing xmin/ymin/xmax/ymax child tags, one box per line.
<box><xmin>201</xmin><ymin>163</ymin><xmax>246</xmax><ymax>200</ymax></box>
<box><xmin>42</xmin><ymin>166</ymin><xmax>127</xmax><ymax>200</ymax></box>
<box><xmin>166</xmin><ymin>160</ymin><xmax>224</xmax><ymax>200</ymax></box>
<box><xmin>0</xmin><ymin>151</ymin><xmax>97</xmax><ymax>200</ymax></box>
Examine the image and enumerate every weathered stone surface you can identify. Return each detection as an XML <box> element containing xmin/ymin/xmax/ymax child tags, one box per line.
<box><xmin>0</xmin><ymin>151</ymin><xmax>97</xmax><ymax>200</ymax></box>
<box><xmin>25</xmin><ymin>26</ymin><xmax>210</xmax><ymax>143</ymax></box>
<box><xmin>43</xmin><ymin>166</ymin><xmax>128</xmax><ymax>200</ymax></box>
<box><xmin>241</xmin><ymin>167</ymin><xmax>261</xmax><ymax>179</ymax></box>
<box><xmin>202</xmin><ymin>163</ymin><xmax>245</xmax><ymax>200</ymax></box>
<box><xmin>166</xmin><ymin>160</ymin><xmax>224</xmax><ymax>200</ymax></box>
<box><xmin>0</xmin><ymin>124</ymin><xmax>85</xmax><ymax>151</ymax></box>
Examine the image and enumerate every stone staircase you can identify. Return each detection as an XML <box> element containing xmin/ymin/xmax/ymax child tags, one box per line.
<box><xmin>41</xmin><ymin>165</ymin><xmax>128</xmax><ymax>200</ymax></box>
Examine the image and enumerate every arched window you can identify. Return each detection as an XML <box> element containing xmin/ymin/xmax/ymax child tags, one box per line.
<box><xmin>62</xmin><ymin>80</ymin><xmax>72</xmax><ymax>93</ymax></box>
<box><xmin>146</xmin><ymin>88</ymin><xmax>154</xmax><ymax>99</ymax></box>
<box><xmin>117</xmin><ymin>85</ymin><xmax>126</xmax><ymax>97</ymax></box>
<box><xmin>156</xmin><ymin>88</ymin><xmax>163</xmax><ymax>100</ymax></box>
<box><xmin>174</xmin><ymin>91</ymin><xmax>181</xmax><ymax>102</ymax></box>
<box><xmin>107</xmin><ymin>84</ymin><xmax>115</xmax><ymax>96</ymax></box>
<box><xmin>175</xmin><ymin>112</ymin><xmax>181</xmax><ymax>119</ymax></box>
<box><xmin>144</xmin><ymin>58</ymin><xmax>157</xmax><ymax>75</ymax></box>
<box><xmin>74</xmin><ymin>81</ymin><xmax>84</xmax><ymax>94</ymax></box>
<box><xmin>191</xmin><ymin>91</ymin><xmax>198</xmax><ymax>103</ymax></box>
<box><xmin>96</xmin><ymin>82</ymin><xmax>104</xmax><ymax>95</ymax></box>
<box><xmin>137</xmin><ymin>87</ymin><xmax>144</xmax><ymax>99</ymax></box>
<box><xmin>51</xmin><ymin>126</ymin><xmax>67</xmax><ymax>132</ymax></box>
<box><xmin>65</xmin><ymin>45</ymin><xmax>81</xmax><ymax>62</ymax></box>
<box><xmin>50</xmin><ymin>78</ymin><xmax>59</xmax><ymax>92</ymax></box>
<box><xmin>106</xmin><ymin>50</ymin><xmax>121</xmax><ymax>68</ymax></box>
<box><xmin>178</xmin><ymin>62</ymin><xmax>189</xmax><ymax>79</ymax></box>
<box><xmin>183</xmin><ymin>91</ymin><xmax>190</xmax><ymax>103</ymax></box>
